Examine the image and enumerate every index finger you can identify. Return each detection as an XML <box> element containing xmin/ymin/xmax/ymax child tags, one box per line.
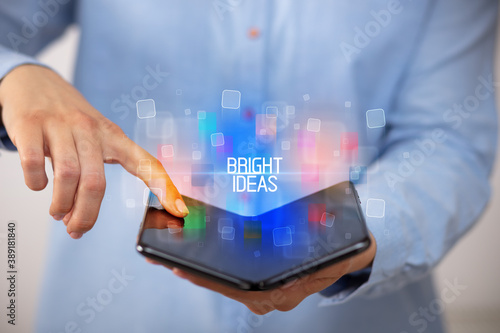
<box><xmin>111</xmin><ymin>136</ymin><xmax>189</xmax><ymax>218</ymax></box>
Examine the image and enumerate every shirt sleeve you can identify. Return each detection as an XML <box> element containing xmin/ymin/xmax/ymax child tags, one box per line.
<box><xmin>320</xmin><ymin>0</ymin><xmax>498</xmax><ymax>304</ymax></box>
<box><xmin>0</xmin><ymin>0</ymin><xmax>76</xmax><ymax>150</ymax></box>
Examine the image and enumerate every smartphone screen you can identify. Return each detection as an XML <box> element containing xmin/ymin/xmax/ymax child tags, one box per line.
<box><xmin>137</xmin><ymin>181</ymin><xmax>370</xmax><ymax>290</ymax></box>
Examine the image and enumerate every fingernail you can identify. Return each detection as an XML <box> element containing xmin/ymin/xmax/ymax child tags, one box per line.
<box><xmin>175</xmin><ymin>199</ymin><xmax>189</xmax><ymax>216</ymax></box>
<box><xmin>70</xmin><ymin>232</ymin><xmax>83</xmax><ymax>239</ymax></box>
<box><xmin>53</xmin><ymin>214</ymin><xmax>64</xmax><ymax>221</ymax></box>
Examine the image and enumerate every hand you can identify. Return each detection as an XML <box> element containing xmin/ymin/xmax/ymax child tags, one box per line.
<box><xmin>0</xmin><ymin>65</ymin><xmax>189</xmax><ymax>239</ymax></box>
<box><xmin>152</xmin><ymin>233</ymin><xmax>376</xmax><ymax>315</ymax></box>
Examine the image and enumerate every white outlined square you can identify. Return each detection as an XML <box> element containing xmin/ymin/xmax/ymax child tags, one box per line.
<box><xmin>307</xmin><ymin>118</ymin><xmax>321</xmax><ymax>132</ymax></box>
<box><xmin>320</xmin><ymin>212</ymin><xmax>335</xmax><ymax>227</ymax></box>
<box><xmin>192</xmin><ymin>151</ymin><xmax>201</xmax><ymax>160</ymax></box>
<box><xmin>197</xmin><ymin>110</ymin><xmax>206</xmax><ymax>119</ymax></box>
<box><xmin>211</xmin><ymin>133</ymin><xmax>225</xmax><ymax>147</ymax></box>
<box><xmin>366</xmin><ymin>109</ymin><xmax>386</xmax><ymax>128</ymax></box>
<box><xmin>366</xmin><ymin>198</ymin><xmax>386</xmax><ymax>218</ymax></box>
<box><xmin>126</xmin><ymin>199</ymin><xmax>135</xmax><ymax>208</ymax></box>
<box><xmin>221</xmin><ymin>90</ymin><xmax>241</xmax><ymax>109</ymax></box>
<box><xmin>266</xmin><ymin>106</ymin><xmax>278</xmax><ymax>118</ymax></box>
<box><xmin>221</xmin><ymin>226</ymin><xmax>235</xmax><ymax>240</ymax></box>
<box><xmin>136</xmin><ymin>99</ymin><xmax>156</xmax><ymax>119</ymax></box>
<box><xmin>273</xmin><ymin>227</ymin><xmax>293</xmax><ymax>247</ymax></box>
<box><xmin>161</xmin><ymin>145</ymin><xmax>174</xmax><ymax>158</ymax></box>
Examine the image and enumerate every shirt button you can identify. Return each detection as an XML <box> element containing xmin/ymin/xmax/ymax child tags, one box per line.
<box><xmin>248</xmin><ymin>27</ymin><xmax>260</xmax><ymax>39</ymax></box>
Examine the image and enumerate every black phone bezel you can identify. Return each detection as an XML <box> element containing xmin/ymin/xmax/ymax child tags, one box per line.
<box><xmin>136</xmin><ymin>182</ymin><xmax>371</xmax><ymax>291</ymax></box>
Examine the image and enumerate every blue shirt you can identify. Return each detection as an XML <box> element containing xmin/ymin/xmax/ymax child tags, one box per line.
<box><xmin>0</xmin><ymin>1</ymin><xmax>497</xmax><ymax>332</ymax></box>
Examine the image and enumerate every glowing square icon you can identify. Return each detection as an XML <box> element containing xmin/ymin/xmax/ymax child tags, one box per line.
<box><xmin>221</xmin><ymin>226</ymin><xmax>235</xmax><ymax>240</ymax></box>
<box><xmin>160</xmin><ymin>145</ymin><xmax>174</xmax><ymax>158</ymax></box>
<box><xmin>345</xmin><ymin>101</ymin><xmax>352</xmax><ymax>108</ymax></box>
<box><xmin>294</xmin><ymin>123</ymin><xmax>300</xmax><ymax>130</ymax></box>
<box><xmin>197</xmin><ymin>110</ymin><xmax>206</xmax><ymax>119</ymax></box>
<box><xmin>281</xmin><ymin>141</ymin><xmax>290</xmax><ymax>151</ymax></box>
<box><xmin>184</xmin><ymin>108</ymin><xmax>191</xmax><ymax>115</ymax></box>
<box><xmin>273</xmin><ymin>227</ymin><xmax>292</xmax><ymax>247</ymax></box>
<box><xmin>286</xmin><ymin>105</ymin><xmax>295</xmax><ymax>115</ymax></box>
<box><xmin>192</xmin><ymin>151</ymin><xmax>201</xmax><ymax>160</ymax></box>
<box><xmin>126</xmin><ymin>199</ymin><xmax>135</xmax><ymax>208</ymax></box>
<box><xmin>136</xmin><ymin>99</ymin><xmax>156</xmax><ymax>119</ymax></box>
<box><xmin>307</xmin><ymin>118</ymin><xmax>321</xmax><ymax>132</ymax></box>
<box><xmin>320</xmin><ymin>212</ymin><xmax>335</xmax><ymax>227</ymax></box>
<box><xmin>349</xmin><ymin>166</ymin><xmax>367</xmax><ymax>184</ymax></box>
<box><xmin>366</xmin><ymin>198</ymin><xmax>386</xmax><ymax>218</ymax></box>
<box><xmin>366</xmin><ymin>109</ymin><xmax>386</xmax><ymax>128</ymax></box>
<box><xmin>266</xmin><ymin>106</ymin><xmax>278</xmax><ymax>118</ymax></box>
<box><xmin>211</xmin><ymin>133</ymin><xmax>225</xmax><ymax>147</ymax></box>
<box><xmin>303</xmin><ymin>94</ymin><xmax>310</xmax><ymax>101</ymax></box>
<box><xmin>221</xmin><ymin>90</ymin><xmax>241</xmax><ymax>109</ymax></box>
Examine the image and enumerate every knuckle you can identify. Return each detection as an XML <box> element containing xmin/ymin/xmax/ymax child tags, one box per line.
<box><xmin>25</xmin><ymin>109</ymin><xmax>46</xmax><ymax>123</ymax></box>
<box><xmin>81</xmin><ymin>173</ymin><xmax>106</xmax><ymax>193</ymax></box>
<box><xmin>56</xmin><ymin>158</ymin><xmax>80</xmax><ymax>181</ymax></box>
<box><xmin>100</xmin><ymin>119</ymin><xmax>123</xmax><ymax>137</ymax></box>
<box><xmin>75</xmin><ymin>113</ymin><xmax>99</xmax><ymax>133</ymax></box>
<box><xmin>21</xmin><ymin>150</ymin><xmax>44</xmax><ymax>170</ymax></box>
